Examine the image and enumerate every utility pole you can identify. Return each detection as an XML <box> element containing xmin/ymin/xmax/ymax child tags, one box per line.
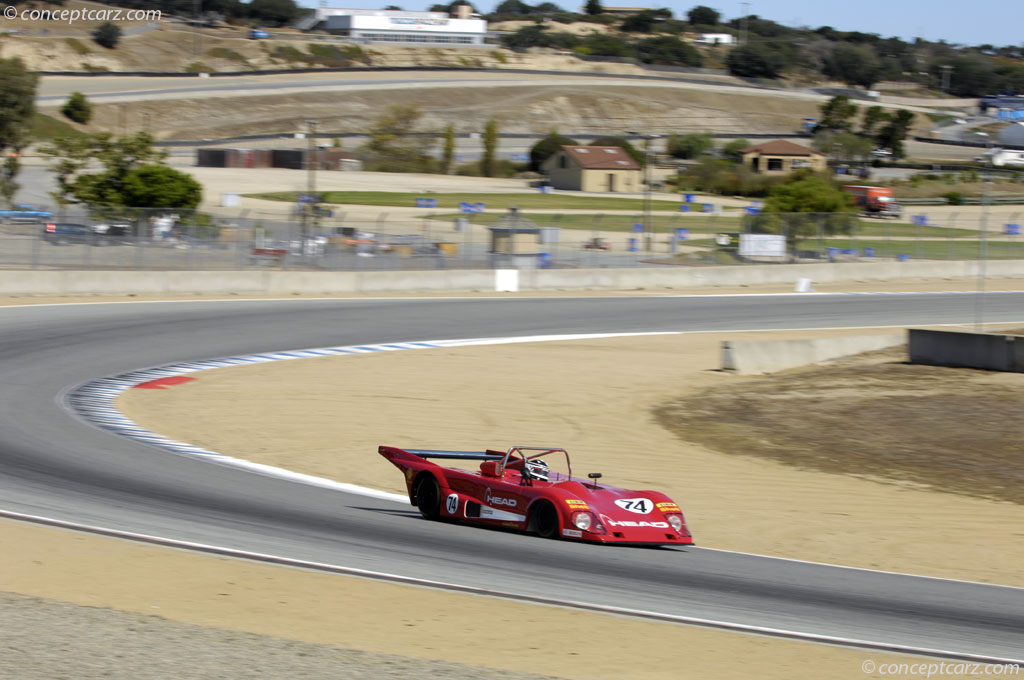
<box><xmin>939</xmin><ymin>64</ymin><xmax>953</xmax><ymax>95</ymax></box>
<box><xmin>305</xmin><ymin>119</ymin><xmax>318</xmax><ymax>238</ymax></box>
<box><xmin>740</xmin><ymin>2</ymin><xmax>750</xmax><ymax>45</ymax></box>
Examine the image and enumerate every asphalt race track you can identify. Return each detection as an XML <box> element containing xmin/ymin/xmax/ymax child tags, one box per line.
<box><xmin>2</xmin><ymin>293</ymin><xmax>1023</xmax><ymax>662</ymax></box>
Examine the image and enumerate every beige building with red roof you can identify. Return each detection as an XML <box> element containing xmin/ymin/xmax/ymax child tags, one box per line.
<box><xmin>541</xmin><ymin>145</ymin><xmax>642</xmax><ymax>192</ymax></box>
<box><xmin>740</xmin><ymin>140</ymin><xmax>827</xmax><ymax>174</ymax></box>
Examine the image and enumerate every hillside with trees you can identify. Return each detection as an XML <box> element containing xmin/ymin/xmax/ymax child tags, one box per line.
<box><xmin>495</xmin><ymin>3</ymin><xmax>1024</xmax><ymax>96</ymax></box>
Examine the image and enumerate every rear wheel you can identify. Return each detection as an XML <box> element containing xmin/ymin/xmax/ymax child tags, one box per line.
<box><xmin>532</xmin><ymin>501</ymin><xmax>561</xmax><ymax>539</ymax></box>
<box><xmin>414</xmin><ymin>474</ymin><xmax>441</xmax><ymax>520</ymax></box>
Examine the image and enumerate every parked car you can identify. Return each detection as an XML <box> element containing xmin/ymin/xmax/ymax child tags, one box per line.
<box><xmin>249</xmin><ymin>28</ymin><xmax>269</xmax><ymax>39</ymax></box>
<box><xmin>42</xmin><ymin>223</ymin><xmax>113</xmax><ymax>246</ymax></box>
<box><xmin>0</xmin><ymin>204</ymin><xmax>53</xmax><ymax>224</ymax></box>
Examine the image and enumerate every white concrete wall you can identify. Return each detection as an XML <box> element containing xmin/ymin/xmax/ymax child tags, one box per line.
<box><xmin>1</xmin><ymin>259</ymin><xmax>1022</xmax><ymax>296</ymax></box>
<box><xmin>721</xmin><ymin>333</ymin><xmax>905</xmax><ymax>375</ymax></box>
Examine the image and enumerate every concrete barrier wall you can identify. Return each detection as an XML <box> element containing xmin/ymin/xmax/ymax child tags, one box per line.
<box><xmin>2</xmin><ymin>259</ymin><xmax>1023</xmax><ymax>297</ymax></box>
<box><xmin>908</xmin><ymin>329</ymin><xmax>1021</xmax><ymax>372</ymax></box>
<box><xmin>721</xmin><ymin>333</ymin><xmax>905</xmax><ymax>375</ymax></box>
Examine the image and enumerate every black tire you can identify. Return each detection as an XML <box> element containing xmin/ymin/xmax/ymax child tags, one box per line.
<box><xmin>415</xmin><ymin>474</ymin><xmax>441</xmax><ymax>520</ymax></box>
<box><xmin>532</xmin><ymin>501</ymin><xmax>561</xmax><ymax>539</ymax></box>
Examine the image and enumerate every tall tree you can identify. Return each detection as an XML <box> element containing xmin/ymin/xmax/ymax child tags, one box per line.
<box><xmin>360</xmin><ymin>104</ymin><xmax>436</xmax><ymax>173</ymax></box>
<box><xmin>39</xmin><ymin>131</ymin><xmax>202</xmax><ymax>209</ymax></box>
<box><xmin>860</xmin><ymin>106</ymin><xmax>889</xmax><ymax>136</ymax></box>
<box><xmin>686</xmin><ymin>5</ymin><xmax>719</xmax><ymax>26</ymax></box>
<box><xmin>442</xmin><ymin>123</ymin><xmax>456</xmax><ymax>174</ymax></box>
<box><xmin>818</xmin><ymin>95</ymin><xmax>858</xmax><ymax>132</ymax></box>
<box><xmin>248</xmin><ymin>0</ymin><xmax>300</xmax><ymax>26</ymax></box>
<box><xmin>529</xmin><ymin>131</ymin><xmax>577</xmax><ymax>171</ymax></box>
<box><xmin>0</xmin><ymin>57</ymin><xmax>38</xmax><ymax>207</ymax></box>
<box><xmin>875</xmin><ymin>109</ymin><xmax>915</xmax><ymax>158</ymax></box>
<box><xmin>725</xmin><ymin>43</ymin><xmax>786</xmax><ymax>79</ymax></box>
<box><xmin>584</xmin><ymin>0</ymin><xmax>602</xmax><ymax>15</ymax></box>
<box><xmin>482</xmin><ymin>118</ymin><xmax>498</xmax><ymax>177</ymax></box>
<box><xmin>822</xmin><ymin>43</ymin><xmax>882</xmax><ymax>88</ymax></box>
<box><xmin>667</xmin><ymin>132</ymin><xmax>713</xmax><ymax>159</ymax></box>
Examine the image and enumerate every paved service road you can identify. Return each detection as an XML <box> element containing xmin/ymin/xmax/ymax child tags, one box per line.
<box><xmin>1</xmin><ymin>294</ymin><xmax>1023</xmax><ymax>662</ymax></box>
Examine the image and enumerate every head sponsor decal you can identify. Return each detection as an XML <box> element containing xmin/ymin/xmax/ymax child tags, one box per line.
<box><xmin>604</xmin><ymin>519</ymin><xmax>669</xmax><ymax>529</ymax></box>
<box><xmin>484</xmin><ymin>488</ymin><xmax>517</xmax><ymax>508</ymax></box>
<box><xmin>614</xmin><ymin>498</ymin><xmax>653</xmax><ymax>514</ymax></box>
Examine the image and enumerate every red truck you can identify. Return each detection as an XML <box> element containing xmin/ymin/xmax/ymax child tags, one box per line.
<box><xmin>843</xmin><ymin>185</ymin><xmax>902</xmax><ymax>219</ymax></box>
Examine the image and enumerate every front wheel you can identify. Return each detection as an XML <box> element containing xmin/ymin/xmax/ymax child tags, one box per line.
<box><xmin>414</xmin><ymin>475</ymin><xmax>441</xmax><ymax>520</ymax></box>
<box><xmin>532</xmin><ymin>501</ymin><xmax>561</xmax><ymax>539</ymax></box>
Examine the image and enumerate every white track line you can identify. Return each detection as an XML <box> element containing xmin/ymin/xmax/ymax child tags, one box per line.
<box><xmin>1</xmin><ymin>507</ymin><xmax>1020</xmax><ymax>665</ymax></box>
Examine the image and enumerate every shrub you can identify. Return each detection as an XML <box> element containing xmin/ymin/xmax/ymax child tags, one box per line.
<box><xmin>92</xmin><ymin>21</ymin><xmax>121</xmax><ymax>49</ymax></box>
<box><xmin>65</xmin><ymin>38</ymin><xmax>91</xmax><ymax>55</ymax></box>
<box><xmin>61</xmin><ymin>91</ymin><xmax>92</xmax><ymax>124</ymax></box>
<box><xmin>942</xmin><ymin>191</ymin><xmax>964</xmax><ymax>205</ymax></box>
<box><xmin>184</xmin><ymin>61</ymin><xmax>215</xmax><ymax>74</ymax></box>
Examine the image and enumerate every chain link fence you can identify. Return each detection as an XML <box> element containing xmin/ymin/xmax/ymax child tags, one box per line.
<box><xmin>2</xmin><ymin>205</ymin><xmax>1022</xmax><ymax>271</ymax></box>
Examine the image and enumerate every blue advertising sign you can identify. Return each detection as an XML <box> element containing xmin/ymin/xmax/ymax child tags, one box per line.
<box><xmin>703</xmin><ymin>204</ymin><xmax>713</xmax><ymax>213</ymax></box>
<box><xmin>473</xmin><ymin>202</ymin><xmax>486</xmax><ymax>213</ymax></box>
<box><xmin>1005</xmin><ymin>223</ymin><xmax>1021</xmax><ymax>235</ymax></box>
<box><xmin>459</xmin><ymin>202</ymin><xmax>473</xmax><ymax>213</ymax></box>
<box><xmin>676</xmin><ymin>228</ymin><xmax>689</xmax><ymax>241</ymax></box>
<box><xmin>912</xmin><ymin>215</ymin><xmax>928</xmax><ymax>226</ymax></box>
<box><xmin>627</xmin><ymin>238</ymin><xmax>638</xmax><ymax>251</ymax></box>
<box><xmin>680</xmin><ymin>204</ymin><xmax>690</xmax><ymax>212</ymax></box>
<box><xmin>683</xmin><ymin>193</ymin><xmax>695</xmax><ymax>203</ymax></box>
<box><xmin>863</xmin><ymin>246</ymin><xmax>875</xmax><ymax>257</ymax></box>
<box><xmin>416</xmin><ymin>197</ymin><xmax>437</xmax><ymax>209</ymax></box>
<box><xmin>632</xmin><ymin>223</ymin><xmax>644</xmax><ymax>233</ymax></box>
<box><xmin>745</xmin><ymin>207</ymin><xmax>760</xmax><ymax>214</ymax></box>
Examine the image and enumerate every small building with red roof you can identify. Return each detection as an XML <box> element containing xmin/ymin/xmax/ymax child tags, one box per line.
<box><xmin>541</xmin><ymin>145</ymin><xmax>642</xmax><ymax>192</ymax></box>
<box><xmin>739</xmin><ymin>140</ymin><xmax>827</xmax><ymax>174</ymax></box>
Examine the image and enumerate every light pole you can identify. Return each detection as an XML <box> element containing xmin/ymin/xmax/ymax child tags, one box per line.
<box><xmin>740</xmin><ymin>2</ymin><xmax>750</xmax><ymax>45</ymax></box>
<box><xmin>305</xmin><ymin>119</ymin><xmax>318</xmax><ymax>238</ymax></box>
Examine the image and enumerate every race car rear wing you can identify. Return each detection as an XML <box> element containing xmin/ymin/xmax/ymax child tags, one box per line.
<box><xmin>403</xmin><ymin>448</ymin><xmax>505</xmax><ymax>460</ymax></box>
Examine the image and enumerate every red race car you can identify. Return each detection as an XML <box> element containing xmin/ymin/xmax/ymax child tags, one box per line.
<box><xmin>379</xmin><ymin>445</ymin><xmax>693</xmax><ymax>546</ymax></box>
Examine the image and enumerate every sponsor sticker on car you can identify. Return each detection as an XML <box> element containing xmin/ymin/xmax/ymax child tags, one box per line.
<box><xmin>562</xmin><ymin>528</ymin><xmax>583</xmax><ymax>538</ymax></box>
<box><xmin>566</xmin><ymin>499</ymin><xmax>589</xmax><ymax>508</ymax></box>
<box><xmin>614</xmin><ymin>498</ymin><xmax>654</xmax><ymax>514</ymax></box>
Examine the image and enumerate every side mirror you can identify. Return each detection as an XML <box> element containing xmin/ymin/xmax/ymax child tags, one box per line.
<box><xmin>588</xmin><ymin>472</ymin><xmax>602</xmax><ymax>480</ymax></box>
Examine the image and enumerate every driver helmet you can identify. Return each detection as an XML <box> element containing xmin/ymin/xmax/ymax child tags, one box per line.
<box><xmin>524</xmin><ymin>458</ymin><xmax>549</xmax><ymax>481</ymax></box>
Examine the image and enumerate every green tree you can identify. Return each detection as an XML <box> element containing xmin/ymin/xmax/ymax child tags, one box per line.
<box><xmin>589</xmin><ymin>135</ymin><xmax>644</xmax><ymax>165</ymax></box>
<box><xmin>818</xmin><ymin>95</ymin><xmax>858</xmax><ymax>132</ymax></box>
<box><xmin>248</xmin><ymin>0</ymin><xmax>299</xmax><ymax>26</ymax></box>
<box><xmin>860</xmin><ymin>106</ymin><xmax>889</xmax><ymax>136</ymax></box>
<box><xmin>725</xmin><ymin>42</ymin><xmax>786</xmax><ymax>79</ymax></box>
<box><xmin>39</xmin><ymin>131</ymin><xmax>205</xmax><ymax>209</ymax></box>
<box><xmin>0</xmin><ymin>57</ymin><xmax>37</xmax><ymax>207</ymax></box>
<box><xmin>121</xmin><ymin>165</ymin><xmax>202</xmax><ymax>209</ymax></box>
<box><xmin>529</xmin><ymin>131</ymin><xmax>577</xmax><ymax>171</ymax></box>
<box><xmin>822</xmin><ymin>43</ymin><xmax>882</xmax><ymax>88</ymax></box>
<box><xmin>584</xmin><ymin>0</ymin><xmax>602</xmax><ymax>15</ymax></box>
<box><xmin>494</xmin><ymin>0</ymin><xmax>531</xmax><ymax>14</ymax></box>
<box><xmin>92</xmin><ymin>22</ymin><xmax>121</xmax><ymax>49</ymax></box>
<box><xmin>38</xmin><ymin>135</ymin><xmax>92</xmax><ymax>208</ymax></box>
<box><xmin>360</xmin><ymin>104</ymin><xmax>436</xmax><ymax>173</ymax></box>
<box><xmin>442</xmin><ymin>123</ymin><xmax>456</xmax><ymax>175</ymax></box>
<box><xmin>667</xmin><ymin>132</ymin><xmax>713</xmax><ymax>159</ymax></box>
<box><xmin>721</xmin><ymin>138</ymin><xmax>750</xmax><ymax>161</ymax></box>
<box><xmin>686</xmin><ymin>5</ymin><xmax>719</xmax><ymax>25</ymax></box>
<box><xmin>621</xmin><ymin>9</ymin><xmax>661</xmax><ymax>32</ymax></box>
<box><xmin>635</xmin><ymin>36</ymin><xmax>702</xmax><ymax>66</ymax></box>
<box><xmin>759</xmin><ymin>171</ymin><xmax>857</xmax><ymax>250</ymax></box>
<box><xmin>812</xmin><ymin>130</ymin><xmax>873</xmax><ymax>159</ymax></box>
<box><xmin>482</xmin><ymin>117</ymin><xmax>499</xmax><ymax>177</ymax></box>
<box><xmin>875</xmin><ymin>109</ymin><xmax>915</xmax><ymax>158</ymax></box>
<box><xmin>61</xmin><ymin>91</ymin><xmax>92</xmax><ymax>124</ymax></box>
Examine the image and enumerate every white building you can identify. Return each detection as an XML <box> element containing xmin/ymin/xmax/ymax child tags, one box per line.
<box><xmin>695</xmin><ymin>33</ymin><xmax>735</xmax><ymax>45</ymax></box>
<box><xmin>297</xmin><ymin>6</ymin><xmax>489</xmax><ymax>46</ymax></box>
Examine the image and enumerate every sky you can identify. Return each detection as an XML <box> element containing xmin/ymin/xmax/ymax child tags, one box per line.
<box><xmin>299</xmin><ymin>0</ymin><xmax>1022</xmax><ymax>48</ymax></box>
